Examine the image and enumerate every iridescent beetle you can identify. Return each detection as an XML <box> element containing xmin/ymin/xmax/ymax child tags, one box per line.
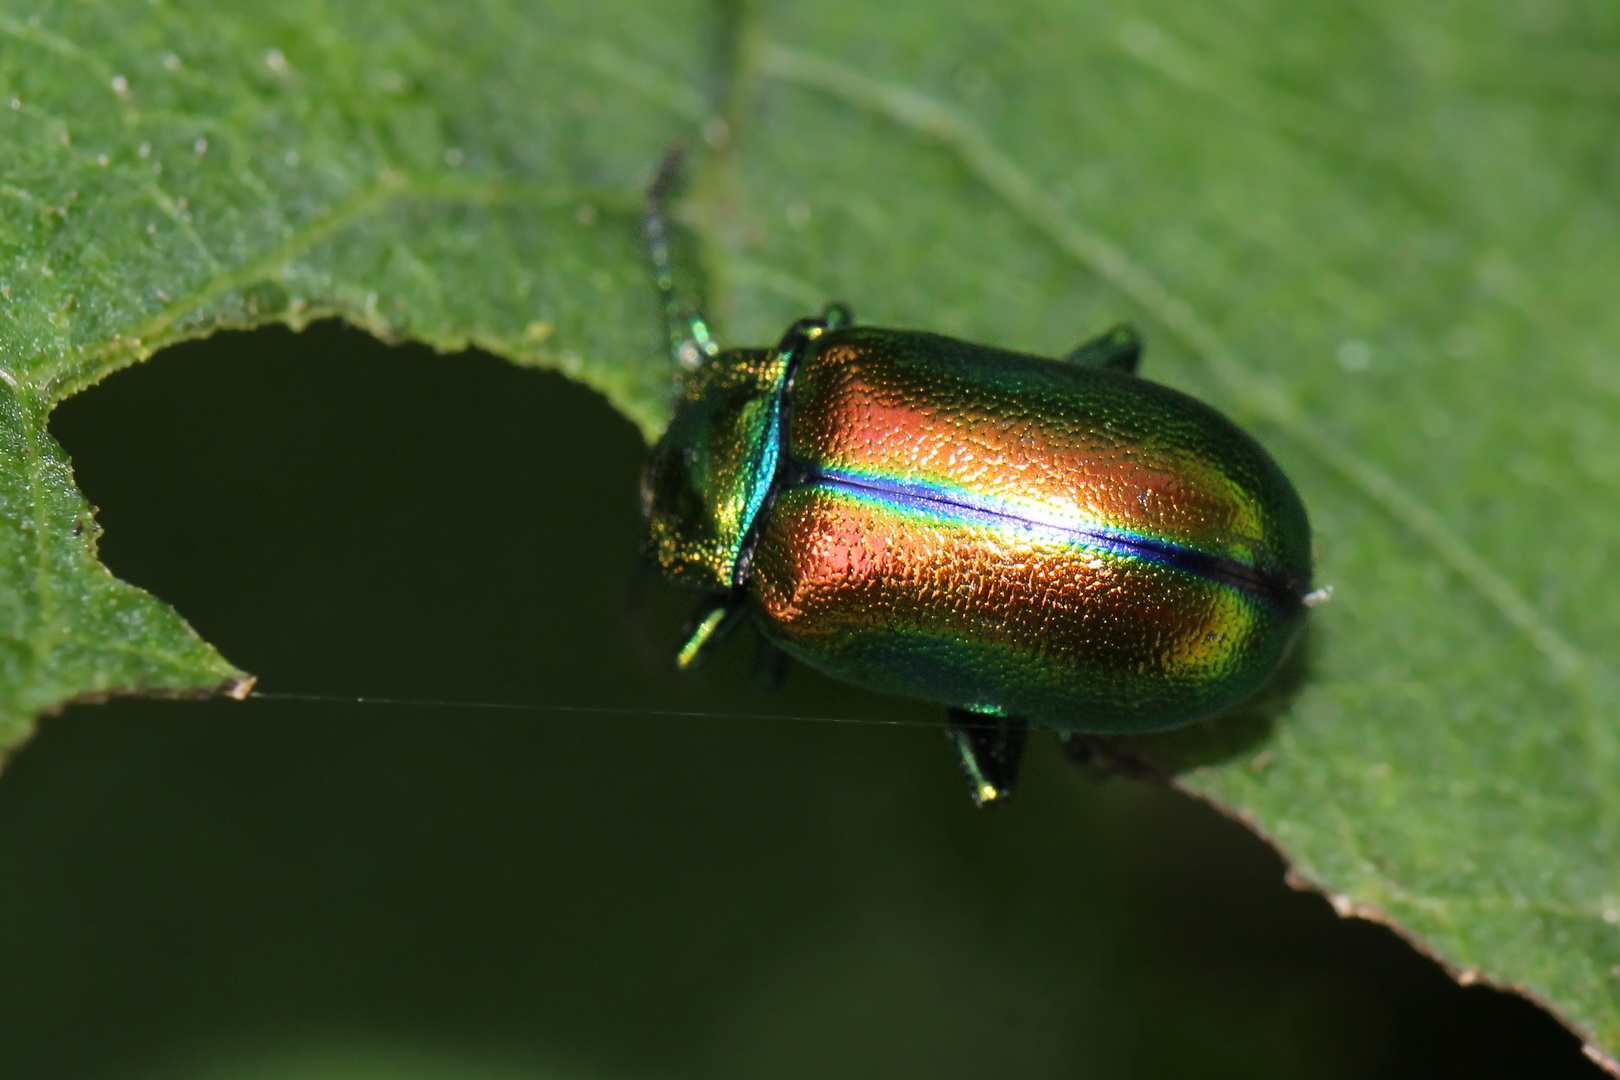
<box><xmin>640</xmin><ymin>151</ymin><xmax>1313</xmax><ymax>804</ymax></box>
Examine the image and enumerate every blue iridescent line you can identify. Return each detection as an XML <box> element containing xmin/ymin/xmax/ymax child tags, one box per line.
<box><xmin>803</xmin><ymin>465</ymin><xmax>1295</xmax><ymax>606</ymax></box>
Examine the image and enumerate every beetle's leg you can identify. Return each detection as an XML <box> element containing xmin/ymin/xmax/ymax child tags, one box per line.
<box><xmin>946</xmin><ymin>708</ymin><xmax>1029</xmax><ymax>806</ymax></box>
<box><xmin>773</xmin><ymin>302</ymin><xmax>853</xmax><ymax>361</ymax></box>
<box><xmin>674</xmin><ymin>593</ymin><xmax>748</xmax><ymax>672</ymax></box>
<box><xmin>751</xmin><ymin>632</ymin><xmax>792</xmax><ymax>692</ymax></box>
<box><xmin>1060</xmin><ymin>733</ymin><xmax>1170</xmax><ymax>783</ymax></box>
<box><xmin>645</xmin><ymin>144</ymin><xmax>719</xmax><ymax>371</ymax></box>
<box><xmin>1064</xmin><ymin>323</ymin><xmax>1142</xmax><ymax>374</ymax></box>
<box><xmin>821</xmin><ymin>302</ymin><xmax>855</xmax><ymax>329</ymax></box>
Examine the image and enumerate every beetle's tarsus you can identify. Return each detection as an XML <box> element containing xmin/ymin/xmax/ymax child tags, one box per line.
<box><xmin>947</xmin><ymin>708</ymin><xmax>1028</xmax><ymax>806</ymax></box>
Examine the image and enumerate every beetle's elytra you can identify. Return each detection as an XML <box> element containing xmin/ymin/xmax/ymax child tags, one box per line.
<box><xmin>640</xmin><ymin>150</ymin><xmax>1313</xmax><ymax>804</ymax></box>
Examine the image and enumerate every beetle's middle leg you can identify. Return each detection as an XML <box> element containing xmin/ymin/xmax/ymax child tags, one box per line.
<box><xmin>1064</xmin><ymin>323</ymin><xmax>1142</xmax><ymax>373</ymax></box>
<box><xmin>946</xmin><ymin>708</ymin><xmax>1029</xmax><ymax>806</ymax></box>
<box><xmin>751</xmin><ymin>632</ymin><xmax>792</xmax><ymax>692</ymax></box>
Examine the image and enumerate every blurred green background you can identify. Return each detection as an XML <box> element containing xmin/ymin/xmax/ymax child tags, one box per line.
<box><xmin>4</xmin><ymin>321</ymin><xmax>1597</xmax><ymax>1079</ymax></box>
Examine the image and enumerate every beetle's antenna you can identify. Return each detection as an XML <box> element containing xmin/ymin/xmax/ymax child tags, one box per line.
<box><xmin>645</xmin><ymin>144</ymin><xmax>719</xmax><ymax>371</ymax></box>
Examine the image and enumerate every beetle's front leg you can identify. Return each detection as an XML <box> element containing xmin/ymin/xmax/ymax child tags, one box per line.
<box><xmin>946</xmin><ymin>708</ymin><xmax>1029</xmax><ymax>806</ymax></box>
<box><xmin>1063</xmin><ymin>323</ymin><xmax>1142</xmax><ymax>374</ymax></box>
<box><xmin>674</xmin><ymin>593</ymin><xmax>748</xmax><ymax>671</ymax></box>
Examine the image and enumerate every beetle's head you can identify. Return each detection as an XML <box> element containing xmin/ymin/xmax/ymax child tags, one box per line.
<box><xmin>641</xmin><ymin>348</ymin><xmax>788</xmax><ymax>592</ymax></box>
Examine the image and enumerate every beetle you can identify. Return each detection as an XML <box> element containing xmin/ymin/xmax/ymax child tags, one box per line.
<box><xmin>639</xmin><ymin>150</ymin><xmax>1313</xmax><ymax>804</ymax></box>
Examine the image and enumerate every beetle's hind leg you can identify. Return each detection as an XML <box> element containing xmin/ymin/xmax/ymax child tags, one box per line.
<box><xmin>946</xmin><ymin>708</ymin><xmax>1029</xmax><ymax>806</ymax></box>
<box><xmin>1064</xmin><ymin>323</ymin><xmax>1142</xmax><ymax>373</ymax></box>
<box><xmin>1060</xmin><ymin>733</ymin><xmax>1170</xmax><ymax>783</ymax></box>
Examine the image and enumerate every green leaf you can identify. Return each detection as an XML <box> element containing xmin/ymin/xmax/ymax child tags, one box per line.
<box><xmin>0</xmin><ymin>0</ymin><xmax>710</xmax><ymax>739</ymax></box>
<box><xmin>4</xmin><ymin>0</ymin><xmax>1619</xmax><ymax>1070</ymax></box>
